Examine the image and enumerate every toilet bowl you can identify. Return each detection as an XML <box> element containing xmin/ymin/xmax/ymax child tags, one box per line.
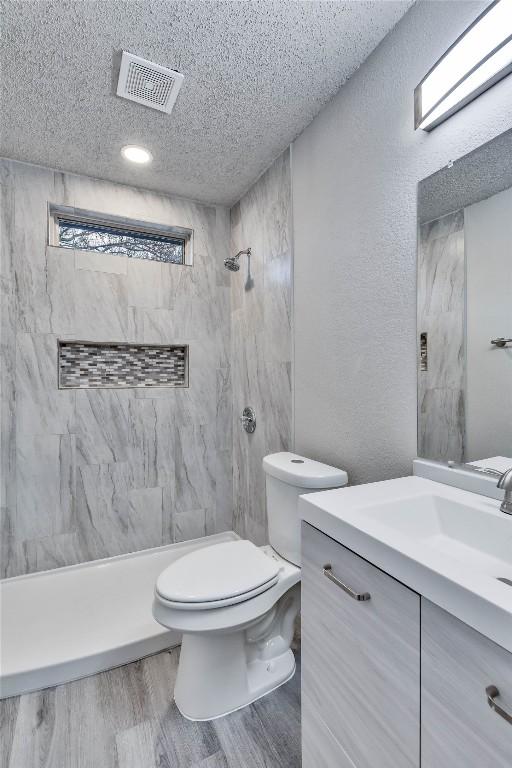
<box><xmin>153</xmin><ymin>452</ymin><xmax>347</xmax><ymax>721</ymax></box>
<box><xmin>153</xmin><ymin>542</ymin><xmax>301</xmax><ymax>720</ymax></box>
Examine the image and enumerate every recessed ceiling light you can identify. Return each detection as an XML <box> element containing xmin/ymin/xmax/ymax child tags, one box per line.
<box><xmin>121</xmin><ymin>145</ymin><xmax>153</xmax><ymax>164</ymax></box>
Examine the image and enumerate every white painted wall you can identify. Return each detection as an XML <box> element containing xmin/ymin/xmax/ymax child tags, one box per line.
<box><xmin>292</xmin><ymin>0</ymin><xmax>512</xmax><ymax>485</ymax></box>
<box><xmin>465</xmin><ymin>185</ymin><xmax>512</xmax><ymax>461</ymax></box>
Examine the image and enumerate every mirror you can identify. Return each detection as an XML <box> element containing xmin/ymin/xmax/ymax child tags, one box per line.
<box><xmin>417</xmin><ymin>129</ymin><xmax>512</xmax><ymax>465</ymax></box>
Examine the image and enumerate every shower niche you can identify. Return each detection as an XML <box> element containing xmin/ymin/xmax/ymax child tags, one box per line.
<box><xmin>58</xmin><ymin>340</ymin><xmax>189</xmax><ymax>389</ymax></box>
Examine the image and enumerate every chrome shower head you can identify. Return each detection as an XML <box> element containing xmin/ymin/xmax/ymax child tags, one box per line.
<box><xmin>224</xmin><ymin>247</ymin><xmax>251</xmax><ymax>272</ymax></box>
<box><xmin>224</xmin><ymin>256</ymin><xmax>241</xmax><ymax>272</ymax></box>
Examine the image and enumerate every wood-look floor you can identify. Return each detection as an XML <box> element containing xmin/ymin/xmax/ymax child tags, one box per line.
<box><xmin>0</xmin><ymin>648</ymin><xmax>301</xmax><ymax>768</ymax></box>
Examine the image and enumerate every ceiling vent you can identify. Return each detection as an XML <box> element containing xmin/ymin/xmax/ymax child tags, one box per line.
<box><xmin>117</xmin><ymin>52</ymin><xmax>184</xmax><ymax>114</ymax></box>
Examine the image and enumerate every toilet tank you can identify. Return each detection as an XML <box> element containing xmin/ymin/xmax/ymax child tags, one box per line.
<box><xmin>263</xmin><ymin>452</ymin><xmax>348</xmax><ymax>566</ymax></box>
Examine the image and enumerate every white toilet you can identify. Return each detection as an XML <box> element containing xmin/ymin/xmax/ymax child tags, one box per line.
<box><xmin>153</xmin><ymin>451</ymin><xmax>348</xmax><ymax>721</ymax></box>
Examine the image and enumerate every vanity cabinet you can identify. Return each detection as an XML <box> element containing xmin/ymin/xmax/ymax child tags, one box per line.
<box><xmin>301</xmin><ymin>522</ymin><xmax>421</xmax><ymax>768</ymax></box>
<box><xmin>421</xmin><ymin>599</ymin><xmax>512</xmax><ymax>768</ymax></box>
<box><xmin>302</xmin><ymin>521</ymin><xmax>512</xmax><ymax>768</ymax></box>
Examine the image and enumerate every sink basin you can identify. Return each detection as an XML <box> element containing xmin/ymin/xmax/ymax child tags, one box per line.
<box><xmin>358</xmin><ymin>495</ymin><xmax>512</xmax><ymax>581</ymax></box>
<box><xmin>299</xmin><ymin>475</ymin><xmax>512</xmax><ymax>653</ymax></box>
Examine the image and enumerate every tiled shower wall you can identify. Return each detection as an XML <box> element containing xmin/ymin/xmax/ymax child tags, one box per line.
<box><xmin>230</xmin><ymin>150</ymin><xmax>293</xmax><ymax>544</ymax></box>
<box><xmin>417</xmin><ymin>210</ymin><xmax>465</xmax><ymax>461</ymax></box>
<box><xmin>0</xmin><ymin>160</ymin><xmax>232</xmax><ymax>577</ymax></box>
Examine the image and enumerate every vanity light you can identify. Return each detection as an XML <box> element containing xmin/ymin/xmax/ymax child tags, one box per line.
<box><xmin>415</xmin><ymin>0</ymin><xmax>512</xmax><ymax>130</ymax></box>
<box><xmin>120</xmin><ymin>145</ymin><xmax>153</xmax><ymax>164</ymax></box>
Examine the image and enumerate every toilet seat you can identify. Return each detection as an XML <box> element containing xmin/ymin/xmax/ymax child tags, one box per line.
<box><xmin>155</xmin><ymin>540</ymin><xmax>281</xmax><ymax>610</ymax></box>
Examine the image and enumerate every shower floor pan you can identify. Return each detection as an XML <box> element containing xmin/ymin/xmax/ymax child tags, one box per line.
<box><xmin>0</xmin><ymin>531</ymin><xmax>238</xmax><ymax>699</ymax></box>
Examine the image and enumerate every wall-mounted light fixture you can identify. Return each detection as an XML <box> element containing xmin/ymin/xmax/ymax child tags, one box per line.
<box><xmin>415</xmin><ymin>0</ymin><xmax>512</xmax><ymax>131</ymax></box>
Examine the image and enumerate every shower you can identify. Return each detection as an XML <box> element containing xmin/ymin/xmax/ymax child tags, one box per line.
<box><xmin>224</xmin><ymin>247</ymin><xmax>251</xmax><ymax>271</ymax></box>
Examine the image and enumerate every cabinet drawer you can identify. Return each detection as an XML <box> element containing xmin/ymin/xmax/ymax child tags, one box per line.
<box><xmin>301</xmin><ymin>522</ymin><xmax>420</xmax><ymax>768</ymax></box>
<box><xmin>422</xmin><ymin>599</ymin><xmax>512</xmax><ymax>768</ymax></box>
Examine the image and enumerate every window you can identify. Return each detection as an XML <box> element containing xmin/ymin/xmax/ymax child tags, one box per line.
<box><xmin>49</xmin><ymin>206</ymin><xmax>193</xmax><ymax>265</ymax></box>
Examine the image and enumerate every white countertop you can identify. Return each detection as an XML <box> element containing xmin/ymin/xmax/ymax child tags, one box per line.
<box><xmin>299</xmin><ymin>475</ymin><xmax>512</xmax><ymax>653</ymax></box>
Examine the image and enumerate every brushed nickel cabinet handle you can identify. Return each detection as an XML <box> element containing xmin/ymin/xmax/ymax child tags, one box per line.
<box><xmin>323</xmin><ymin>564</ymin><xmax>371</xmax><ymax>602</ymax></box>
<box><xmin>486</xmin><ymin>685</ymin><xmax>512</xmax><ymax>725</ymax></box>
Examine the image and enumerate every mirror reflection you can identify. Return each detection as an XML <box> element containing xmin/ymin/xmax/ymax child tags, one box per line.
<box><xmin>417</xmin><ymin>129</ymin><xmax>512</xmax><ymax>465</ymax></box>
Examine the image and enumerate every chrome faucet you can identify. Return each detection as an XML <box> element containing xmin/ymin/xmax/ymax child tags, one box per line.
<box><xmin>498</xmin><ymin>468</ymin><xmax>512</xmax><ymax>515</ymax></box>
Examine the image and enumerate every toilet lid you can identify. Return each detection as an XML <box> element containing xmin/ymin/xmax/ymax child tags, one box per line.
<box><xmin>156</xmin><ymin>540</ymin><xmax>281</xmax><ymax>606</ymax></box>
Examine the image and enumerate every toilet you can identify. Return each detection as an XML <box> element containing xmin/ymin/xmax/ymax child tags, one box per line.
<box><xmin>153</xmin><ymin>451</ymin><xmax>348</xmax><ymax>721</ymax></box>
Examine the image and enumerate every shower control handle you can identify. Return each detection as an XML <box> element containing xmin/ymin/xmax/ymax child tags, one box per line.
<box><xmin>240</xmin><ymin>407</ymin><xmax>256</xmax><ymax>434</ymax></box>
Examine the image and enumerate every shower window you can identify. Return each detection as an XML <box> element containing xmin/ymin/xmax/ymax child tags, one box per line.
<box><xmin>49</xmin><ymin>206</ymin><xmax>193</xmax><ymax>265</ymax></box>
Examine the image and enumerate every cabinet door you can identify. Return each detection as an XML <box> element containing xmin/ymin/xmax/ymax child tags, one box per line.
<box><xmin>301</xmin><ymin>522</ymin><xmax>420</xmax><ymax>768</ymax></box>
<box><xmin>422</xmin><ymin>599</ymin><xmax>512</xmax><ymax>768</ymax></box>
<box><xmin>302</xmin><ymin>691</ymin><xmax>356</xmax><ymax>768</ymax></box>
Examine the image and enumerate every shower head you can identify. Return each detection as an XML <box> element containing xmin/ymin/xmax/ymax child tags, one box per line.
<box><xmin>224</xmin><ymin>247</ymin><xmax>251</xmax><ymax>272</ymax></box>
<box><xmin>224</xmin><ymin>256</ymin><xmax>241</xmax><ymax>272</ymax></box>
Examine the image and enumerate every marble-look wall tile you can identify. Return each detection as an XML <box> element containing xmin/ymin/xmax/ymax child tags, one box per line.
<box><xmin>11</xmin><ymin>163</ymin><xmax>56</xmax><ymax>334</ymax></box>
<box><xmin>46</xmin><ymin>246</ymin><xmax>80</xmax><ymax>336</ymax></box>
<box><xmin>75</xmin><ymin>463</ymin><xmax>163</xmax><ymax>560</ymax></box>
<box><xmin>16</xmin><ymin>332</ymin><xmax>75</xmax><ymax>436</ymax></box>
<box><xmin>175</xmin><ymin>423</ymin><xmax>216</xmax><ymax>515</ymax></box>
<box><xmin>15</xmin><ymin>434</ymin><xmax>74</xmax><ymax>541</ymax></box>
<box><xmin>5</xmin><ymin>540</ymin><xmax>41</xmax><ymax>581</ymax></box>
<box><xmin>57</xmin><ymin>434</ymin><xmax>76</xmax><ymax>534</ymax></box>
<box><xmin>1</xmin><ymin>159</ymin><xmax>233</xmax><ymax>577</ymax></box>
<box><xmin>418</xmin><ymin>388</ymin><xmax>465</xmax><ymax>462</ymax></box>
<box><xmin>0</xmin><ymin>277</ymin><xmax>17</xmax><ymax>516</ymax></box>
<box><xmin>1</xmin><ymin>161</ymin><xmax>15</xmax><ymax>287</ymax></box>
<box><xmin>0</xmin><ymin>533</ymin><xmax>32</xmax><ymax>579</ymax></box>
<box><xmin>74</xmin><ymin>250</ymin><xmax>128</xmax><ymax>275</ymax></box>
<box><xmin>1</xmin><ymin>163</ymin><xmax>17</xmax><ymax>517</ymax></box>
<box><xmin>215</xmin><ymin>206</ymin><xmax>231</xmax><ymax>289</ymax></box>
<box><xmin>126</xmin><ymin>259</ymin><xmax>166</xmax><ymax>309</ymax></box>
<box><xmin>418</xmin><ymin>210</ymin><xmax>465</xmax><ymax>461</ymax></box>
<box><xmin>0</xmin><ymin>326</ymin><xmax>16</xmax><ymax>505</ymax></box>
<box><xmin>216</xmin><ymin>367</ymin><xmax>232</xmax><ymax>452</ymax></box>
<box><xmin>230</xmin><ymin>149</ymin><xmax>292</xmax><ymax>544</ymax></box>
<box><xmin>74</xmin><ymin>389</ymin><xmax>130</xmax><ymax>466</ymax></box>
<box><xmin>174</xmin><ymin>346</ymin><xmax>224</xmax><ymax>429</ymax></box>
<box><xmin>47</xmin><ymin>246</ymin><xmax>130</xmax><ymax>342</ymax></box>
<box><xmin>140</xmin><ymin>308</ymin><xmax>178</xmax><ymax>343</ymax></box>
<box><xmin>24</xmin><ymin>532</ymin><xmax>83</xmax><ymax>573</ymax></box>
<box><xmin>263</xmin><ymin>249</ymin><xmax>292</xmax><ymax>364</ymax></box>
<box><xmin>161</xmin><ymin>484</ymin><xmax>176</xmax><ymax>544</ymax></box>
<box><xmin>214</xmin><ymin>449</ymin><xmax>234</xmax><ymax>533</ymax></box>
<box><xmin>128</xmin><ymin>397</ymin><xmax>175</xmax><ymax>490</ymax></box>
<box><xmin>0</xmin><ymin>505</ymin><xmax>15</xmax><ymax>540</ymax></box>
<box><xmin>173</xmin><ymin>508</ymin><xmax>214</xmax><ymax>543</ymax></box>
<box><xmin>419</xmin><ymin>310</ymin><xmax>464</xmax><ymax>391</ymax></box>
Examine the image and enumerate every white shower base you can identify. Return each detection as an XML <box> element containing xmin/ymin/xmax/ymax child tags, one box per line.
<box><xmin>0</xmin><ymin>531</ymin><xmax>237</xmax><ymax>699</ymax></box>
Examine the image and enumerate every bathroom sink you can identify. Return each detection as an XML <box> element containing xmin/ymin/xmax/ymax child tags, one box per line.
<box><xmin>299</xmin><ymin>475</ymin><xmax>512</xmax><ymax>653</ymax></box>
<box><xmin>358</xmin><ymin>494</ymin><xmax>512</xmax><ymax>582</ymax></box>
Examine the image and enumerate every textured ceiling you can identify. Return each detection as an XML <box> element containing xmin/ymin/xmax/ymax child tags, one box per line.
<box><xmin>0</xmin><ymin>0</ymin><xmax>412</xmax><ymax>205</ymax></box>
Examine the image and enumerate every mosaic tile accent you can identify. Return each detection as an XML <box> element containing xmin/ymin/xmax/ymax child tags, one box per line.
<box><xmin>58</xmin><ymin>341</ymin><xmax>188</xmax><ymax>389</ymax></box>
